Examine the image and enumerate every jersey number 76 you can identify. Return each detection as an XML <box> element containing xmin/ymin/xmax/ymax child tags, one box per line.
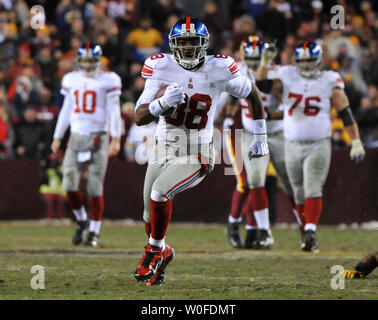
<box><xmin>288</xmin><ymin>92</ymin><xmax>321</xmax><ymax>116</ymax></box>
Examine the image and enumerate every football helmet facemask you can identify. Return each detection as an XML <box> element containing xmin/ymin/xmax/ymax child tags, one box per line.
<box><xmin>294</xmin><ymin>41</ymin><xmax>322</xmax><ymax>78</ymax></box>
<box><xmin>77</xmin><ymin>42</ymin><xmax>103</xmax><ymax>77</ymax></box>
<box><xmin>169</xmin><ymin>17</ymin><xmax>209</xmax><ymax>70</ymax></box>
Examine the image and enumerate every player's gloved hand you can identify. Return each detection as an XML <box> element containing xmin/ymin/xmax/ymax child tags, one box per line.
<box><xmin>343</xmin><ymin>269</ymin><xmax>365</xmax><ymax>279</ymax></box>
<box><xmin>248</xmin><ymin>134</ymin><xmax>269</xmax><ymax>159</ymax></box>
<box><xmin>159</xmin><ymin>82</ymin><xmax>185</xmax><ymax>109</ymax></box>
<box><xmin>260</xmin><ymin>43</ymin><xmax>277</xmax><ymax>68</ymax></box>
<box><xmin>223</xmin><ymin>115</ymin><xmax>234</xmax><ymax>129</ymax></box>
<box><xmin>350</xmin><ymin>139</ymin><xmax>365</xmax><ymax>163</ymax></box>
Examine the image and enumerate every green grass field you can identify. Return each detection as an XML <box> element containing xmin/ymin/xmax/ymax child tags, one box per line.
<box><xmin>0</xmin><ymin>222</ymin><xmax>377</xmax><ymax>300</ymax></box>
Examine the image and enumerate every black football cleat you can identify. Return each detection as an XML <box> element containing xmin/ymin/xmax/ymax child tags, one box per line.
<box><xmin>72</xmin><ymin>220</ymin><xmax>88</xmax><ymax>245</ymax></box>
<box><xmin>226</xmin><ymin>222</ymin><xmax>243</xmax><ymax>248</ymax></box>
<box><xmin>301</xmin><ymin>230</ymin><xmax>319</xmax><ymax>252</ymax></box>
<box><xmin>244</xmin><ymin>229</ymin><xmax>258</xmax><ymax>249</ymax></box>
<box><xmin>252</xmin><ymin>229</ymin><xmax>274</xmax><ymax>249</ymax></box>
<box><xmin>84</xmin><ymin>231</ymin><xmax>100</xmax><ymax>247</ymax></box>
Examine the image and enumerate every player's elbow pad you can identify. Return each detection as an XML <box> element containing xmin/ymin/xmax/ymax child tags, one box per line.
<box><xmin>225</xmin><ymin>76</ymin><xmax>252</xmax><ymax>99</ymax></box>
<box><xmin>337</xmin><ymin>107</ymin><xmax>356</xmax><ymax>126</ymax></box>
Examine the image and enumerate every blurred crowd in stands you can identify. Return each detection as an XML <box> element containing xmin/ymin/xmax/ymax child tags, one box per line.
<box><xmin>0</xmin><ymin>0</ymin><xmax>377</xmax><ymax>164</ymax></box>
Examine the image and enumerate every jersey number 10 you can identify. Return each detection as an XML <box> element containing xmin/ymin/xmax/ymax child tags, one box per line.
<box><xmin>74</xmin><ymin>90</ymin><xmax>97</xmax><ymax>114</ymax></box>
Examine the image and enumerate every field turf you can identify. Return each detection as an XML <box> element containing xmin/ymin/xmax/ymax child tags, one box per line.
<box><xmin>0</xmin><ymin>222</ymin><xmax>377</xmax><ymax>300</ymax></box>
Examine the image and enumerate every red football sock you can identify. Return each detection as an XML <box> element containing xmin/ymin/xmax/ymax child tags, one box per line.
<box><xmin>150</xmin><ymin>198</ymin><xmax>172</xmax><ymax>240</ymax></box>
<box><xmin>230</xmin><ymin>190</ymin><xmax>247</xmax><ymax>219</ymax></box>
<box><xmin>144</xmin><ymin>222</ymin><xmax>151</xmax><ymax>238</ymax></box>
<box><xmin>295</xmin><ymin>204</ymin><xmax>306</xmax><ymax>230</ymax></box>
<box><xmin>249</xmin><ymin>187</ymin><xmax>269</xmax><ymax>211</ymax></box>
<box><xmin>245</xmin><ymin>208</ymin><xmax>257</xmax><ymax>227</ymax></box>
<box><xmin>304</xmin><ymin>198</ymin><xmax>322</xmax><ymax>226</ymax></box>
<box><xmin>66</xmin><ymin>191</ymin><xmax>84</xmax><ymax>210</ymax></box>
<box><xmin>89</xmin><ymin>196</ymin><xmax>104</xmax><ymax>221</ymax></box>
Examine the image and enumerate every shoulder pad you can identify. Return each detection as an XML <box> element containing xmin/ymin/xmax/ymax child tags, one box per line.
<box><xmin>141</xmin><ymin>53</ymin><xmax>170</xmax><ymax>79</ymax></box>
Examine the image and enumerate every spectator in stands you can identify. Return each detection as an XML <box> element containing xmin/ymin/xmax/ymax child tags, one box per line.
<box><xmin>13</xmin><ymin>107</ymin><xmax>47</xmax><ymax>159</ymax></box>
<box><xmin>126</xmin><ymin>15</ymin><xmax>162</xmax><ymax>62</ymax></box>
<box><xmin>355</xmin><ymin>87</ymin><xmax>378</xmax><ymax>147</ymax></box>
<box><xmin>203</xmin><ymin>0</ymin><xmax>225</xmax><ymax>54</ymax></box>
<box><xmin>0</xmin><ymin>100</ymin><xmax>14</xmax><ymax>158</ymax></box>
<box><xmin>7</xmin><ymin>43</ymin><xmax>42</xmax><ymax>87</ymax></box>
<box><xmin>13</xmin><ymin>76</ymin><xmax>40</xmax><ymax>120</ymax></box>
<box><xmin>0</xmin><ymin>22</ymin><xmax>18</xmax><ymax>71</ymax></box>
<box><xmin>231</xmin><ymin>14</ymin><xmax>256</xmax><ymax>52</ymax></box>
<box><xmin>88</xmin><ymin>2</ymin><xmax>115</xmax><ymax>41</ymax></box>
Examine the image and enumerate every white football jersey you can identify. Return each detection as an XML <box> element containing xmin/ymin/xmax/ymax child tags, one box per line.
<box><xmin>59</xmin><ymin>70</ymin><xmax>122</xmax><ymax>136</ymax></box>
<box><xmin>268</xmin><ymin>65</ymin><xmax>344</xmax><ymax>141</ymax></box>
<box><xmin>238</xmin><ymin>62</ymin><xmax>283</xmax><ymax>134</ymax></box>
<box><xmin>136</xmin><ymin>53</ymin><xmax>251</xmax><ymax>145</ymax></box>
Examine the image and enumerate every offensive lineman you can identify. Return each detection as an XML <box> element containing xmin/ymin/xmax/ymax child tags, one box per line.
<box><xmin>133</xmin><ymin>17</ymin><xmax>268</xmax><ymax>286</ymax></box>
<box><xmin>224</xmin><ymin>37</ymin><xmax>295</xmax><ymax>250</ymax></box>
<box><xmin>256</xmin><ymin>40</ymin><xmax>366</xmax><ymax>252</ymax></box>
<box><xmin>51</xmin><ymin>43</ymin><xmax>122</xmax><ymax>247</ymax></box>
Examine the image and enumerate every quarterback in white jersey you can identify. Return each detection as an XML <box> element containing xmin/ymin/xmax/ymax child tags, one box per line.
<box><xmin>223</xmin><ymin>37</ymin><xmax>294</xmax><ymax>250</ymax></box>
<box><xmin>133</xmin><ymin>18</ymin><xmax>268</xmax><ymax>286</ymax></box>
<box><xmin>51</xmin><ymin>43</ymin><xmax>122</xmax><ymax>247</ymax></box>
<box><xmin>256</xmin><ymin>40</ymin><xmax>365</xmax><ymax>252</ymax></box>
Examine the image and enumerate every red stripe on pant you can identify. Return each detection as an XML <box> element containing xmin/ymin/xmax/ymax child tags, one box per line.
<box><xmin>89</xmin><ymin>196</ymin><xmax>104</xmax><ymax>221</ymax></box>
<box><xmin>304</xmin><ymin>198</ymin><xmax>322</xmax><ymax>226</ymax></box>
<box><xmin>150</xmin><ymin>199</ymin><xmax>172</xmax><ymax>240</ymax></box>
<box><xmin>66</xmin><ymin>191</ymin><xmax>84</xmax><ymax>210</ymax></box>
<box><xmin>249</xmin><ymin>187</ymin><xmax>269</xmax><ymax>211</ymax></box>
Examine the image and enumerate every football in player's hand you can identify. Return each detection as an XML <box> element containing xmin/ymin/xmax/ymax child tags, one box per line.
<box><xmin>155</xmin><ymin>85</ymin><xmax>177</xmax><ymax>117</ymax></box>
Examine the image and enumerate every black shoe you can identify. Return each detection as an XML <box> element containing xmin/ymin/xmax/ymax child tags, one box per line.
<box><xmin>244</xmin><ymin>229</ymin><xmax>258</xmax><ymax>249</ymax></box>
<box><xmin>252</xmin><ymin>229</ymin><xmax>274</xmax><ymax>249</ymax></box>
<box><xmin>84</xmin><ymin>231</ymin><xmax>99</xmax><ymax>247</ymax></box>
<box><xmin>226</xmin><ymin>222</ymin><xmax>243</xmax><ymax>248</ymax></box>
<box><xmin>72</xmin><ymin>220</ymin><xmax>88</xmax><ymax>245</ymax></box>
<box><xmin>301</xmin><ymin>230</ymin><xmax>319</xmax><ymax>252</ymax></box>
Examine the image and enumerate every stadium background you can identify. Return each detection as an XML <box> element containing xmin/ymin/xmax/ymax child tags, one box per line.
<box><xmin>0</xmin><ymin>0</ymin><xmax>377</xmax><ymax>225</ymax></box>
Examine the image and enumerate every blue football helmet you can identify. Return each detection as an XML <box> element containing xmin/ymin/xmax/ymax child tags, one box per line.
<box><xmin>168</xmin><ymin>17</ymin><xmax>209</xmax><ymax>70</ymax></box>
<box><xmin>294</xmin><ymin>41</ymin><xmax>322</xmax><ymax>78</ymax></box>
<box><xmin>240</xmin><ymin>35</ymin><xmax>268</xmax><ymax>72</ymax></box>
<box><xmin>77</xmin><ymin>42</ymin><xmax>103</xmax><ymax>76</ymax></box>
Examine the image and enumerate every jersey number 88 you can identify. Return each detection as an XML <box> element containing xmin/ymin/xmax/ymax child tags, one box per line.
<box><xmin>165</xmin><ymin>93</ymin><xmax>212</xmax><ymax>129</ymax></box>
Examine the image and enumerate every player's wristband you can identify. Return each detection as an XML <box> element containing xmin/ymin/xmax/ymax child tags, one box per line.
<box><xmin>148</xmin><ymin>99</ymin><xmax>165</xmax><ymax>117</ymax></box>
<box><xmin>252</xmin><ymin>119</ymin><xmax>267</xmax><ymax>135</ymax></box>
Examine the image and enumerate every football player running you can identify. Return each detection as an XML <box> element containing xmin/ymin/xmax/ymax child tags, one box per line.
<box><xmin>133</xmin><ymin>17</ymin><xmax>268</xmax><ymax>286</ymax></box>
<box><xmin>224</xmin><ymin>36</ymin><xmax>295</xmax><ymax>250</ymax></box>
<box><xmin>256</xmin><ymin>40</ymin><xmax>365</xmax><ymax>252</ymax></box>
<box><xmin>51</xmin><ymin>43</ymin><xmax>122</xmax><ymax>247</ymax></box>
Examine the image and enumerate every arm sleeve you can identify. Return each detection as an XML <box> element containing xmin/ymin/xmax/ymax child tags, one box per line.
<box><xmin>135</xmin><ymin>79</ymin><xmax>167</xmax><ymax>111</ymax></box>
<box><xmin>53</xmin><ymin>95</ymin><xmax>72</xmax><ymax>139</ymax></box>
<box><xmin>60</xmin><ymin>74</ymin><xmax>70</xmax><ymax>96</ymax></box>
<box><xmin>224</xmin><ymin>75</ymin><xmax>252</xmax><ymax>99</ymax></box>
<box><xmin>107</xmin><ymin>95</ymin><xmax>122</xmax><ymax>138</ymax></box>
